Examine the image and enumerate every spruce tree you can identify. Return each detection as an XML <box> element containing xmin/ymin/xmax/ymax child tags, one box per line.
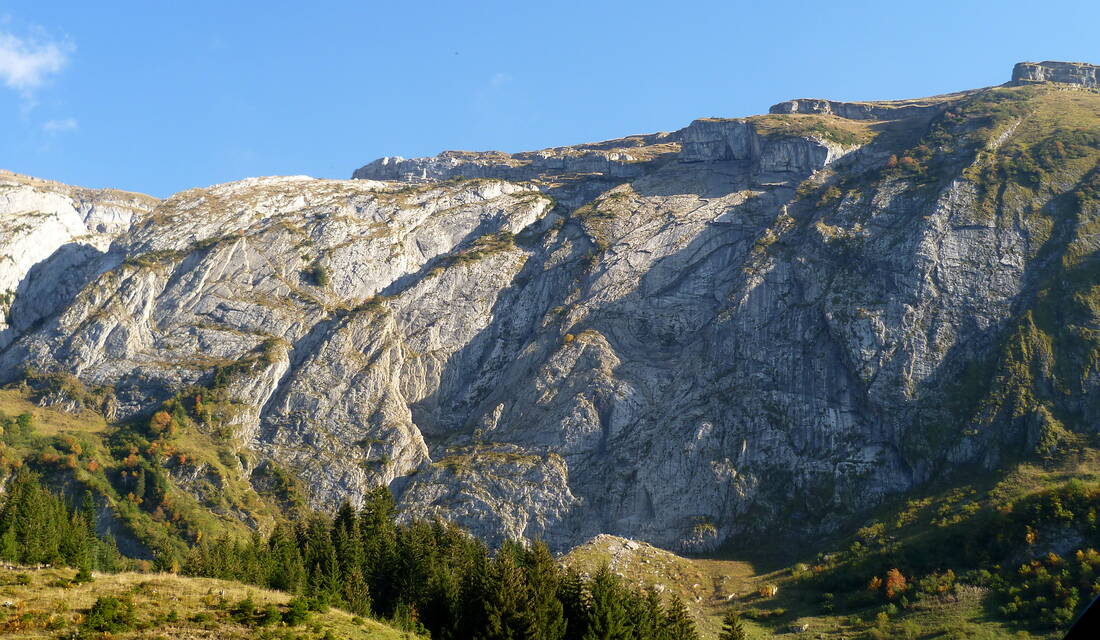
<box><xmin>482</xmin><ymin>546</ymin><xmax>532</xmax><ymax>640</ymax></box>
<box><xmin>558</xmin><ymin>568</ymin><xmax>589</xmax><ymax>640</ymax></box>
<box><xmin>300</xmin><ymin>515</ymin><xmax>340</xmax><ymax>603</ymax></box>
<box><xmin>424</xmin><ymin>564</ymin><xmax>463</xmax><ymax>640</ymax></box>
<box><xmin>460</xmin><ymin>545</ymin><xmax>495</xmax><ymax>640</ymax></box>
<box><xmin>343</xmin><ymin>565</ymin><xmax>373</xmax><ymax>616</ymax></box>
<box><xmin>630</xmin><ymin>588</ymin><xmax>663</xmax><ymax>640</ymax></box>
<box><xmin>660</xmin><ymin>596</ymin><xmax>698</xmax><ymax>640</ymax></box>
<box><xmin>267</xmin><ymin>523</ymin><xmax>306</xmax><ymax>593</ymax></box>
<box><xmin>717</xmin><ymin>609</ymin><xmax>746</xmax><ymax>640</ymax></box>
<box><xmin>333</xmin><ymin>500</ymin><xmax>364</xmax><ymax>582</ymax></box>
<box><xmin>583</xmin><ymin>565</ymin><xmax>632</xmax><ymax>640</ymax></box>
<box><xmin>524</xmin><ymin>541</ymin><xmax>567</xmax><ymax>640</ymax></box>
<box><xmin>360</xmin><ymin>486</ymin><xmax>399</xmax><ymax>615</ymax></box>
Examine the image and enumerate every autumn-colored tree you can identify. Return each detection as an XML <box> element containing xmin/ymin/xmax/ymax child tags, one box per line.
<box><xmin>884</xmin><ymin>569</ymin><xmax>908</xmax><ymax>599</ymax></box>
<box><xmin>150</xmin><ymin>410</ymin><xmax>173</xmax><ymax>435</ymax></box>
<box><xmin>885</xmin><ymin>154</ymin><xmax>898</xmax><ymax>169</ymax></box>
<box><xmin>899</xmin><ymin>156</ymin><xmax>921</xmax><ymax>172</ymax></box>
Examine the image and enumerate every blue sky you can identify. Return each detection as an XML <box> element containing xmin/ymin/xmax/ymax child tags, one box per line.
<box><xmin>2</xmin><ymin>0</ymin><xmax>1099</xmax><ymax>198</ymax></box>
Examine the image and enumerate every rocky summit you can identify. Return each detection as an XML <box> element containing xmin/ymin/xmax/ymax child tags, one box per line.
<box><xmin>4</xmin><ymin>62</ymin><xmax>1100</xmax><ymax>553</ymax></box>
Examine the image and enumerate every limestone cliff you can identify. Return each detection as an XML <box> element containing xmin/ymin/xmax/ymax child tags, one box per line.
<box><xmin>1012</xmin><ymin>60</ymin><xmax>1100</xmax><ymax>88</ymax></box>
<box><xmin>3</xmin><ymin>63</ymin><xmax>1100</xmax><ymax>553</ymax></box>
<box><xmin>0</xmin><ymin>171</ymin><xmax>157</xmax><ymax>352</ymax></box>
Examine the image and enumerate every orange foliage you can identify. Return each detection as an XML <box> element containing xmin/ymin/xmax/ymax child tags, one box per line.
<box><xmin>899</xmin><ymin>156</ymin><xmax>921</xmax><ymax>172</ymax></box>
<box><xmin>150</xmin><ymin>410</ymin><xmax>173</xmax><ymax>434</ymax></box>
<box><xmin>885</xmin><ymin>568</ymin><xmax>908</xmax><ymax>599</ymax></box>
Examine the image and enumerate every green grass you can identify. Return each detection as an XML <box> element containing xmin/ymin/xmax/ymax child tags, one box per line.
<box><xmin>747</xmin><ymin>114</ymin><xmax>880</xmax><ymax>147</ymax></box>
<box><xmin>0</xmin><ymin>564</ymin><xmax>408</xmax><ymax>639</ymax></box>
<box><xmin>0</xmin><ymin>389</ymin><xmax>107</xmax><ymax>436</ymax></box>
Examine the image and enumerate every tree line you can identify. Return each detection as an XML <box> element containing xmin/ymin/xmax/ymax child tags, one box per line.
<box><xmin>184</xmin><ymin>486</ymin><xmax>706</xmax><ymax>640</ymax></box>
<box><xmin>0</xmin><ymin>474</ymin><xmax>752</xmax><ymax>640</ymax></box>
<box><xmin>0</xmin><ymin>469</ymin><xmax>124</xmax><ymax>576</ymax></box>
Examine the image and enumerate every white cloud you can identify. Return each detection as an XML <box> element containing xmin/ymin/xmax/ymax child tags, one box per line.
<box><xmin>43</xmin><ymin>117</ymin><xmax>77</xmax><ymax>133</ymax></box>
<box><xmin>0</xmin><ymin>31</ymin><xmax>70</xmax><ymax>94</ymax></box>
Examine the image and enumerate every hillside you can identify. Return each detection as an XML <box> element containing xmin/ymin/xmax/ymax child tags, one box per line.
<box><xmin>3</xmin><ymin>60</ymin><xmax>1100</xmax><ymax>562</ymax></box>
<box><xmin>0</xmin><ymin>564</ymin><xmax>405</xmax><ymax>639</ymax></box>
<box><xmin>566</xmin><ymin>438</ymin><xmax>1100</xmax><ymax>638</ymax></box>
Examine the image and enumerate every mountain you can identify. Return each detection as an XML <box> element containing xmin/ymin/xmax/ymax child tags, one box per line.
<box><xmin>3</xmin><ymin>60</ymin><xmax>1100</xmax><ymax>555</ymax></box>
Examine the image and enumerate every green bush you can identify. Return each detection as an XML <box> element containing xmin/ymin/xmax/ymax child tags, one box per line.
<box><xmin>283</xmin><ymin>597</ymin><xmax>310</xmax><ymax>626</ymax></box>
<box><xmin>230</xmin><ymin>593</ymin><xmax>257</xmax><ymax>624</ymax></box>
<box><xmin>84</xmin><ymin>595</ymin><xmax>136</xmax><ymax>632</ymax></box>
<box><xmin>258</xmin><ymin>603</ymin><xmax>281</xmax><ymax>627</ymax></box>
<box><xmin>309</xmin><ymin>262</ymin><xmax>330</xmax><ymax>287</ymax></box>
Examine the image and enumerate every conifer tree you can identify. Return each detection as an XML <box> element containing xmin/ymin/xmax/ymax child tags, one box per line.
<box><xmin>524</xmin><ymin>541</ymin><xmax>567</xmax><ymax>640</ymax></box>
<box><xmin>717</xmin><ymin>609</ymin><xmax>746</xmax><ymax>640</ymax></box>
<box><xmin>343</xmin><ymin>565</ymin><xmax>373</xmax><ymax>616</ymax></box>
<box><xmin>267</xmin><ymin>523</ymin><xmax>306</xmax><ymax>593</ymax></box>
<box><xmin>482</xmin><ymin>546</ymin><xmax>533</xmax><ymax>640</ymax></box>
<box><xmin>559</xmin><ymin>568</ymin><xmax>590</xmax><ymax>640</ymax></box>
<box><xmin>300</xmin><ymin>515</ymin><xmax>340</xmax><ymax>603</ymax></box>
<box><xmin>424</xmin><ymin>564</ymin><xmax>463</xmax><ymax>640</ymax></box>
<box><xmin>460</xmin><ymin>545</ymin><xmax>496</xmax><ymax>640</ymax></box>
<box><xmin>583</xmin><ymin>565</ymin><xmax>632</xmax><ymax>640</ymax></box>
<box><xmin>660</xmin><ymin>596</ymin><xmax>698</xmax><ymax>640</ymax></box>
<box><xmin>333</xmin><ymin>500</ymin><xmax>364</xmax><ymax>580</ymax></box>
<box><xmin>630</xmin><ymin>588</ymin><xmax>663</xmax><ymax>640</ymax></box>
<box><xmin>360</xmin><ymin>486</ymin><xmax>399</xmax><ymax>615</ymax></box>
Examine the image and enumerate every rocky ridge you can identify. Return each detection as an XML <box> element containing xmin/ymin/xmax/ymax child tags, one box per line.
<box><xmin>3</xmin><ymin>63</ymin><xmax>1100</xmax><ymax>553</ymax></box>
<box><xmin>0</xmin><ymin>171</ymin><xmax>157</xmax><ymax>352</ymax></box>
<box><xmin>1012</xmin><ymin>60</ymin><xmax>1100</xmax><ymax>88</ymax></box>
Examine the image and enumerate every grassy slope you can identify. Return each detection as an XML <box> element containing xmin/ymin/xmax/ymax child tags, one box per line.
<box><xmin>0</xmin><ymin>565</ymin><xmax>406</xmax><ymax>639</ymax></box>
<box><xmin>0</xmin><ymin>389</ymin><xmax>107</xmax><ymax>436</ymax></box>
<box><xmin>0</xmin><ymin>385</ymin><xmax>284</xmax><ymax>563</ymax></box>
<box><xmin>563</xmin><ymin>535</ymin><xmax>758</xmax><ymax>638</ymax></box>
<box><xmin>563</xmin><ymin>448</ymin><xmax>1100</xmax><ymax>639</ymax></box>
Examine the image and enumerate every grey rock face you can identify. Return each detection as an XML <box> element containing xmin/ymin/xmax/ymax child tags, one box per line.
<box><xmin>677</xmin><ymin>118</ymin><xmax>856</xmax><ymax>173</ymax></box>
<box><xmin>768</xmin><ymin>98</ymin><xmax>949</xmax><ymax>121</ymax></box>
<box><xmin>1</xmin><ymin>72</ymin><xmax>1090</xmax><ymax>553</ymax></box>
<box><xmin>353</xmin><ymin>134</ymin><xmax>680</xmax><ymax>184</ymax></box>
<box><xmin>0</xmin><ymin>171</ymin><xmax>157</xmax><ymax>351</ymax></box>
<box><xmin>1012</xmin><ymin>61</ymin><xmax>1100</xmax><ymax>87</ymax></box>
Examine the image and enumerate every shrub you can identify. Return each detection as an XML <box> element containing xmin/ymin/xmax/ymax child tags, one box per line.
<box><xmin>84</xmin><ymin>596</ymin><xmax>136</xmax><ymax>632</ymax></box>
<box><xmin>283</xmin><ymin>597</ymin><xmax>310</xmax><ymax>626</ymax></box>
<box><xmin>817</xmin><ymin>186</ymin><xmax>843</xmax><ymax>207</ymax></box>
<box><xmin>309</xmin><ymin>262</ymin><xmax>330</xmax><ymax>287</ymax></box>
<box><xmin>230</xmin><ymin>593</ymin><xmax>257</xmax><ymax>624</ymax></box>
<box><xmin>258</xmin><ymin>603</ymin><xmax>281</xmax><ymax>627</ymax></box>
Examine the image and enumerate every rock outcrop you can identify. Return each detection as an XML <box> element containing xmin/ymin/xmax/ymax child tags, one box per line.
<box><xmin>0</xmin><ymin>171</ymin><xmax>157</xmax><ymax>351</ymax></box>
<box><xmin>1012</xmin><ymin>61</ymin><xmax>1100</xmax><ymax>88</ymax></box>
<box><xmin>768</xmin><ymin>97</ymin><xmax>952</xmax><ymax>121</ymax></box>
<box><xmin>3</xmin><ymin>64</ymin><xmax>1100</xmax><ymax>553</ymax></box>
